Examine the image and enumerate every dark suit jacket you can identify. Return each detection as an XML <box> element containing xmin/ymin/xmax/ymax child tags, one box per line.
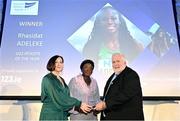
<box><xmin>101</xmin><ymin>66</ymin><xmax>144</xmax><ymax>120</ymax></box>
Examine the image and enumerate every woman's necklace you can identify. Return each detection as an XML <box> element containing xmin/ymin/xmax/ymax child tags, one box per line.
<box><xmin>107</xmin><ymin>39</ymin><xmax>119</xmax><ymax>50</ymax></box>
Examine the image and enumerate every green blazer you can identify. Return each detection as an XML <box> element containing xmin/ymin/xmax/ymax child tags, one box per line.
<box><xmin>39</xmin><ymin>73</ymin><xmax>81</xmax><ymax>121</ymax></box>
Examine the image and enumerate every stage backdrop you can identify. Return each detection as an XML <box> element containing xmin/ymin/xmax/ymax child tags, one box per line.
<box><xmin>0</xmin><ymin>0</ymin><xmax>180</xmax><ymax>96</ymax></box>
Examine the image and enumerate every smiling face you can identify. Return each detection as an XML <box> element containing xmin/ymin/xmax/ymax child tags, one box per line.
<box><xmin>81</xmin><ymin>63</ymin><xmax>93</xmax><ymax>77</ymax></box>
<box><xmin>54</xmin><ymin>57</ymin><xmax>64</xmax><ymax>74</ymax></box>
<box><xmin>98</xmin><ymin>7</ymin><xmax>120</xmax><ymax>34</ymax></box>
<box><xmin>112</xmin><ymin>53</ymin><xmax>126</xmax><ymax>74</ymax></box>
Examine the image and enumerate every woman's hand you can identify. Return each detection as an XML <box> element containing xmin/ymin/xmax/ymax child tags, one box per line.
<box><xmin>94</xmin><ymin>101</ymin><xmax>106</xmax><ymax>111</ymax></box>
<box><xmin>80</xmin><ymin>103</ymin><xmax>92</xmax><ymax>113</ymax></box>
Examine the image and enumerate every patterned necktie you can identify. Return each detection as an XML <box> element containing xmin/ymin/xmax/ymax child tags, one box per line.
<box><xmin>102</xmin><ymin>74</ymin><xmax>117</xmax><ymax>117</ymax></box>
<box><xmin>103</xmin><ymin>74</ymin><xmax>117</xmax><ymax>101</ymax></box>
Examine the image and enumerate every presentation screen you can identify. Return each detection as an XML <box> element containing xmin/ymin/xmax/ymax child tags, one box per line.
<box><xmin>0</xmin><ymin>0</ymin><xmax>180</xmax><ymax>96</ymax></box>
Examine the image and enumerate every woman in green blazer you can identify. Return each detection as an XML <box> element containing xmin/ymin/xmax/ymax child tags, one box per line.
<box><xmin>39</xmin><ymin>55</ymin><xmax>92</xmax><ymax>121</ymax></box>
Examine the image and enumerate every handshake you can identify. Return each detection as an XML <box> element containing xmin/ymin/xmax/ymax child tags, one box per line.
<box><xmin>80</xmin><ymin>101</ymin><xmax>106</xmax><ymax>114</ymax></box>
